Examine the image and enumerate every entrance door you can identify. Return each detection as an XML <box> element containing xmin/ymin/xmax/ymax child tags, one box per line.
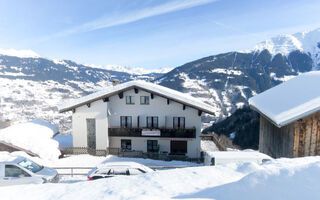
<box><xmin>170</xmin><ymin>141</ymin><xmax>187</xmax><ymax>155</ymax></box>
<box><xmin>87</xmin><ymin>118</ymin><xmax>96</xmax><ymax>149</ymax></box>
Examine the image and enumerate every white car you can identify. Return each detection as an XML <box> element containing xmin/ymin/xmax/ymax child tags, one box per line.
<box><xmin>88</xmin><ymin>162</ymin><xmax>154</xmax><ymax>180</ymax></box>
<box><xmin>0</xmin><ymin>156</ymin><xmax>59</xmax><ymax>186</ymax></box>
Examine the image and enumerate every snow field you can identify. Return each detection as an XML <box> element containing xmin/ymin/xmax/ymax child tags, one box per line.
<box><xmin>2</xmin><ymin>151</ymin><xmax>320</xmax><ymax>200</ymax></box>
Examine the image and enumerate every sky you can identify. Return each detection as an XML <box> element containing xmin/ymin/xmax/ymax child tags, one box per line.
<box><xmin>0</xmin><ymin>0</ymin><xmax>320</xmax><ymax>69</ymax></box>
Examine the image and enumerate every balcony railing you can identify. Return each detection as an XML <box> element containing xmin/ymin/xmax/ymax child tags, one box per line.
<box><xmin>108</xmin><ymin>127</ymin><xmax>196</xmax><ymax>138</ymax></box>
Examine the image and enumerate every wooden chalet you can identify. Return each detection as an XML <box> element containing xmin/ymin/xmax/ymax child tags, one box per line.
<box><xmin>249</xmin><ymin>71</ymin><xmax>320</xmax><ymax>158</ymax></box>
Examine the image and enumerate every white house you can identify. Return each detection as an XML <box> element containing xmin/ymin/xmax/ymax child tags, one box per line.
<box><xmin>58</xmin><ymin>80</ymin><xmax>215</xmax><ymax>158</ymax></box>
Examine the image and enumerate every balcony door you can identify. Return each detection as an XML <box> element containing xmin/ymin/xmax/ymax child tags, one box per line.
<box><xmin>173</xmin><ymin>117</ymin><xmax>185</xmax><ymax>129</ymax></box>
<box><xmin>86</xmin><ymin>118</ymin><xmax>96</xmax><ymax>149</ymax></box>
<box><xmin>147</xmin><ymin>116</ymin><xmax>158</xmax><ymax>129</ymax></box>
<box><xmin>120</xmin><ymin>116</ymin><xmax>132</xmax><ymax>128</ymax></box>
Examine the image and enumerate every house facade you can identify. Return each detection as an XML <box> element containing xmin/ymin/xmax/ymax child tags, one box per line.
<box><xmin>249</xmin><ymin>71</ymin><xmax>320</xmax><ymax>158</ymax></box>
<box><xmin>59</xmin><ymin>80</ymin><xmax>215</xmax><ymax>158</ymax></box>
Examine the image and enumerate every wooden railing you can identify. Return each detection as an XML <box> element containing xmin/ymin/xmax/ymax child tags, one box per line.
<box><xmin>108</xmin><ymin>127</ymin><xmax>196</xmax><ymax>138</ymax></box>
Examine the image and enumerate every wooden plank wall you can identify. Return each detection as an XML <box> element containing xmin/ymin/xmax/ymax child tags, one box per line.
<box><xmin>259</xmin><ymin>116</ymin><xmax>294</xmax><ymax>158</ymax></box>
<box><xmin>293</xmin><ymin>111</ymin><xmax>320</xmax><ymax>157</ymax></box>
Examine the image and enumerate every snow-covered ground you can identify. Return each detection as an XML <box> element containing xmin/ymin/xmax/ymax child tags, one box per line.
<box><xmin>1</xmin><ymin>153</ymin><xmax>320</xmax><ymax>200</ymax></box>
<box><xmin>201</xmin><ymin>140</ymin><xmax>219</xmax><ymax>152</ymax></box>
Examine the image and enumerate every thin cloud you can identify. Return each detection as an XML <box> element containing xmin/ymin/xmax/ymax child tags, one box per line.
<box><xmin>41</xmin><ymin>0</ymin><xmax>218</xmax><ymax>41</ymax></box>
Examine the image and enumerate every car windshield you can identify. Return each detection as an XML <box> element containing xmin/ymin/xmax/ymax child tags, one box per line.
<box><xmin>18</xmin><ymin>158</ymin><xmax>43</xmax><ymax>173</ymax></box>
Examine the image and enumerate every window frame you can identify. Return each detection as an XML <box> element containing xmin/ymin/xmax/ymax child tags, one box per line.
<box><xmin>140</xmin><ymin>96</ymin><xmax>150</xmax><ymax>105</ymax></box>
<box><xmin>173</xmin><ymin>117</ymin><xmax>185</xmax><ymax>129</ymax></box>
<box><xmin>5</xmin><ymin>165</ymin><xmax>31</xmax><ymax>178</ymax></box>
<box><xmin>125</xmin><ymin>96</ymin><xmax>135</xmax><ymax>105</ymax></box>
<box><xmin>120</xmin><ymin>116</ymin><xmax>132</xmax><ymax>128</ymax></box>
<box><xmin>146</xmin><ymin>116</ymin><xmax>159</xmax><ymax>129</ymax></box>
<box><xmin>121</xmin><ymin>139</ymin><xmax>132</xmax><ymax>151</ymax></box>
<box><xmin>147</xmin><ymin>140</ymin><xmax>159</xmax><ymax>152</ymax></box>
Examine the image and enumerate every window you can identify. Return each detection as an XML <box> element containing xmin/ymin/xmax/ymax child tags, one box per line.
<box><xmin>121</xmin><ymin>139</ymin><xmax>132</xmax><ymax>150</ymax></box>
<box><xmin>113</xmin><ymin>169</ymin><xmax>129</xmax><ymax>175</ymax></box>
<box><xmin>173</xmin><ymin>117</ymin><xmax>185</xmax><ymax>129</ymax></box>
<box><xmin>5</xmin><ymin>165</ymin><xmax>31</xmax><ymax>178</ymax></box>
<box><xmin>126</xmin><ymin>96</ymin><xmax>135</xmax><ymax>104</ymax></box>
<box><xmin>96</xmin><ymin>168</ymin><xmax>111</xmax><ymax>175</ymax></box>
<box><xmin>147</xmin><ymin>140</ymin><xmax>159</xmax><ymax>152</ymax></box>
<box><xmin>18</xmin><ymin>158</ymin><xmax>43</xmax><ymax>173</ymax></box>
<box><xmin>120</xmin><ymin>116</ymin><xmax>132</xmax><ymax>128</ymax></box>
<box><xmin>147</xmin><ymin>116</ymin><xmax>158</xmax><ymax>128</ymax></box>
<box><xmin>140</xmin><ymin>96</ymin><xmax>150</xmax><ymax>105</ymax></box>
<box><xmin>128</xmin><ymin>168</ymin><xmax>145</xmax><ymax>175</ymax></box>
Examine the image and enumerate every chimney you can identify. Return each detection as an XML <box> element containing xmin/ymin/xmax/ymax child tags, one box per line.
<box><xmin>112</xmin><ymin>79</ymin><xmax>120</xmax><ymax>86</ymax></box>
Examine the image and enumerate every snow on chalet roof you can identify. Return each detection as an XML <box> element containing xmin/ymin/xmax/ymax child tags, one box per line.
<box><xmin>58</xmin><ymin>80</ymin><xmax>215</xmax><ymax>115</ymax></box>
<box><xmin>249</xmin><ymin>71</ymin><xmax>320</xmax><ymax>127</ymax></box>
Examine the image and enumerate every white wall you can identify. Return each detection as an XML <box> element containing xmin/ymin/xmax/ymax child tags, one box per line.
<box><xmin>72</xmin><ymin>100</ymin><xmax>109</xmax><ymax>150</ymax></box>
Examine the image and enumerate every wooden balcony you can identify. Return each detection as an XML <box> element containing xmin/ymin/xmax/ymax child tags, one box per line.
<box><xmin>108</xmin><ymin>127</ymin><xmax>196</xmax><ymax>138</ymax></box>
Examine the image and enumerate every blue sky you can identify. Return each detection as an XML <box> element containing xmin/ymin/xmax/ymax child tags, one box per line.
<box><xmin>0</xmin><ymin>0</ymin><xmax>320</xmax><ymax>69</ymax></box>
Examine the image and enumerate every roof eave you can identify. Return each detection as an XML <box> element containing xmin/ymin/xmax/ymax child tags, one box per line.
<box><xmin>250</xmin><ymin>104</ymin><xmax>320</xmax><ymax>128</ymax></box>
<box><xmin>249</xmin><ymin>104</ymin><xmax>282</xmax><ymax>128</ymax></box>
<box><xmin>58</xmin><ymin>85</ymin><xmax>215</xmax><ymax>115</ymax></box>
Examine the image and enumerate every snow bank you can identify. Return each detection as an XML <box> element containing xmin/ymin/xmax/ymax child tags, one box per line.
<box><xmin>0</xmin><ymin>151</ymin><xmax>19</xmax><ymax>162</ymax></box>
<box><xmin>249</xmin><ymin>71</ymin><xmax>320</xmax><ymax>127</ymax></box>
<box><xmin>179</xmin><ymin>157</ymin><xmax>320</xmax><ymax>200</ymax></box>
<box><xmin>1</xmin><ymin>155</ymin><xmax>320</xmax><ymax>199</ymax></box>
<box><xmin>0</xmin><ymin>120</ymin><xmax>60</xmax><ymax>160</ymax></box>
<box><xmin>201</xmin><ymin>140</ymin><xmax>219</xmax><ymax>152</ymax></box>
<box><xmin>0</xmin><ymin>162</ymin><xmax>246</xmax><ymax>200</ymax></box>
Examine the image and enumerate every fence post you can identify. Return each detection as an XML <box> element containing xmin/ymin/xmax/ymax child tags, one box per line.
<box><xmin>71</xmin><ymin>168</ymin><xmax>73</xmax><ymax>177</ymax></box>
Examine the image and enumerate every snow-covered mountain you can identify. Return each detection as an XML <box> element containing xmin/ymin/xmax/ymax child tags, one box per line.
<box><xmin>1</xmin><ymin>28</ymin><xmax>320</xmax><ymax>131</ymax></box>
<box><xmin>0</xmin><ymin>51</ymin><xmax>167</xmax><ymax>131</ymax></box>
<box><xmin>0</xmin><ymin>48</ymin><xmax>40</xmax><ymax>58</ymax></box>
<box><xmin>249</xmin><ymin>28</ymin><xmax>320</xmax><ymax>70</ymax></box>
<box><xmin>86</xmin><ymin>63</ymin><xmax>172</xmax><ymax>75</ymax></box>
<box><xmin>156</xmin><ymin>28</ymin><xmax>320</xmax><ymax>121</ymax></box>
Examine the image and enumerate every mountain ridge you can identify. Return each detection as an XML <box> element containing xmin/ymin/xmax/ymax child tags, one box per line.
<box><xmin>1</xmin><ymin>28</ymin><xmax>320</xmax><ymax>131</ymax></box>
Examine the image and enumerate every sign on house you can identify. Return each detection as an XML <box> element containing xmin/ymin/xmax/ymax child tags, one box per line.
<box><xmin>141</xmin><ymin>129</ymin><xmax>161</xmax><ymax>136</ymax></box>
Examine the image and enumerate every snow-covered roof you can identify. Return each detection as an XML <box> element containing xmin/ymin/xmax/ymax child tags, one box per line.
<box><xmin>0</xmin><ymin>120</ymin><xmax>61</xmax><ymax>160</ymax></box>
<box><xmin>58</xmin><ymin>80</ymin><xmax>215</xmax><ymax>115</ymax></box>
<box><xmin>249</xmin><ymin>71</ymin><xmax>320</xmax><ymax>127</ymax></box>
